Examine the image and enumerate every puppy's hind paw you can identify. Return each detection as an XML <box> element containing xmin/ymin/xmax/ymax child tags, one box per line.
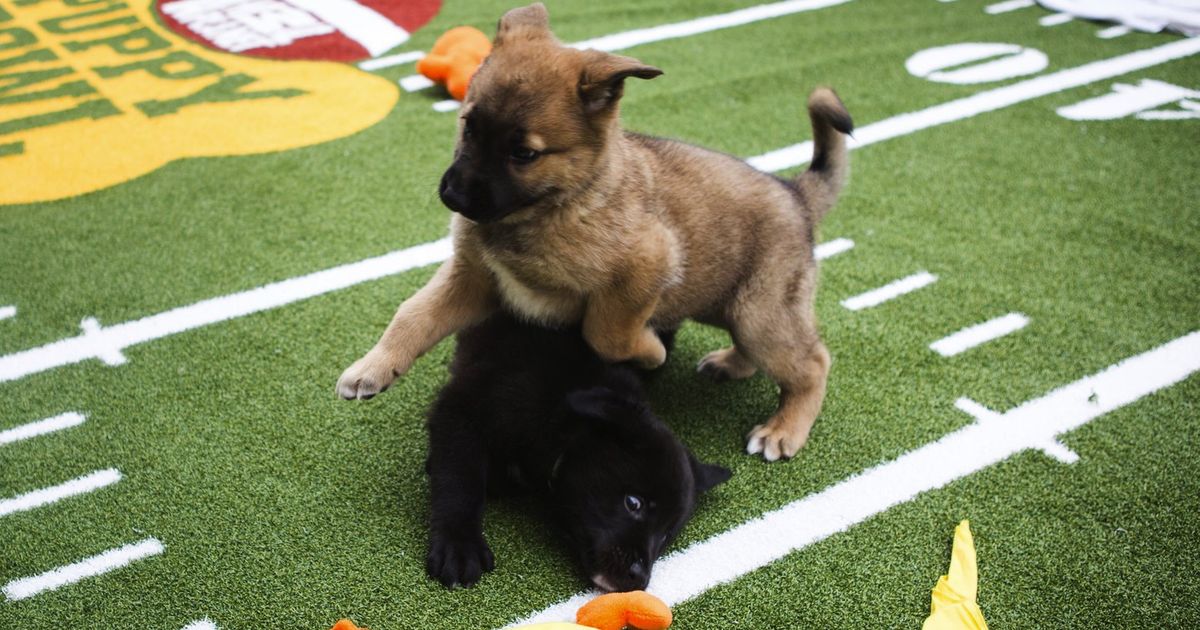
<box><xmin>697</xmin><ymin>347</ymin><xmax>758</xmax><ymax>382</ymax></box>
<box><xmin>426</xmin><ymin>530</ymin><xmax>495</xmax><ymax>588</ymax></box>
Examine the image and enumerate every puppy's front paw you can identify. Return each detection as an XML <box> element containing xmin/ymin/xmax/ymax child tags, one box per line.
<box><xmin>336</xmin><ymin>351</ymin><xmax>400</xmax><ymax>400</ymax></box>
<box><xmin>746</xmin><ymin>419</ymin><xmax>810</xmax><ymax>462</ymax></box>
<box><xmin>631</xmin><ymin>330</ymin><xmax>667</xmax><ymax>370</ymax></box>
<box><xmin>427</xmin><ymin>530</ymin><xmax>494</xmax><ymax>588</ymax></box>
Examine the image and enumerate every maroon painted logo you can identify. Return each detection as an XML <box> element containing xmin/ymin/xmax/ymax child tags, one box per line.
<box><xmin>156</xmin><ymin>0</ymin><xmax>442</xmax><ymax>62</ymax></box>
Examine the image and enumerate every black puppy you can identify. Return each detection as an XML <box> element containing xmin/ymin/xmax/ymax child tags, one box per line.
<box><xmin>425</xmin><ymin>314</ymin><xmax>730</xmax><ymax>590</ymax></box>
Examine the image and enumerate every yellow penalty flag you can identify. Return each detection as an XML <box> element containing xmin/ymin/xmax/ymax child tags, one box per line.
<box><xmin>923</xmin><ymin>520</ymin><xmax>989</xmax><ymax>630</ymax></box>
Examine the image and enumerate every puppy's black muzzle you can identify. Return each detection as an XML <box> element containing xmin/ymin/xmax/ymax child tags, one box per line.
<box><xmin>438</xmin><ymin>166</ymin><xmax>471</xmax><ymax>216</ymax></box>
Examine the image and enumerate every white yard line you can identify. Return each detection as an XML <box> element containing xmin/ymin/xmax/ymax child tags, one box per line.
<box><xmin>0</xmin><ymin>468</ymin><xmax>121</xmax><ymax>518</ymax></box>
<box><xmin>3</xmin><ymin>38</ymin><xmax>1198</xmax><ymax>386</ymax></box>
<box><xmin>432</xmin><ymin>99</ymin><xmax>462</xmax><ymax>113</ymax></box>
<box><xmin>400</xmin><ymin>74</ymin><xmax>435</xmax><ymax>92</ymax></box>
<box><xmin>401</xmin><ymin>0</ymin><xmax>855</xmax><ymax>92</ymax></box>
<box><xmin>1040</xmin><ymin>12</ymin><xmax>1075</xmax><ymax>26</ymax></box>
<box><xmin>814</xmin><ymin>237</ymin><xmax>854</xmax><ymax>260</ymax></box>
<box><xmin>747</xmin><ymin>36</ymin><xmax>1200</xmax><ymax>172</ymax></box>
<box><xmin>1097</xmin><ymin>25</ymin><xmax>1132</xmax><ymax>39</ymax></box>
<box><xmin>3</xmin><ymin>537</ymin><xmax>164</xmax><ymax>601</ymax></box>
<box><xmin>504</xmin><ymin>330</ymin><xmax>1200</xmax><ymax>627</ymax></box>
<box><xmin>0</xmin><ymin>239</ymin><xmax>452</xmax><ymax>384</ymax></box>
<box><xmin>358</xmin><ymin>50</ymin><xmax>425</xmax><ymax>71</ymax></box>
<box><xmin>181</xmin><ymin>620</ymin><xmax>218</xmax><ymax>630</ymax></box>
<box><xmin>0</xmin><ymin>305</ymin><xmax>14</xmax><ymax>321</ymax></box>
<box><xmin>985</xmin><ymin>0</ymin><xmax>1036</xmax><ymax>15</ymax></box>
<box><xmin>0</xmin><ymin>412</ymin><xmax>85</xmax><ymax>446</ymax></box>
<box><xmin>929</xmin><ymin>312</ymin><xmax>1030</xmax><ymax>356</ymax></box>
<box><xmin>841</xmin><ymin>271</ymin><xmax>937</xmax><ymax>311</ymax></box>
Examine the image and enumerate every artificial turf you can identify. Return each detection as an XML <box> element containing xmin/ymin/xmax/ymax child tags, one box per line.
<box><xmin>2</xmin><ymin>0</ymin><xmax>1198</xmax><ymax>628</ymax></box>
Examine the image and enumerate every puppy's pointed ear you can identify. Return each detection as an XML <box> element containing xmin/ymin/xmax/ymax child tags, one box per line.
<box><xmin>689</xmin><ymin>454</ymin><xmax>732</xmax><ymax>495</ymax></box>
<box><xmin>578</xmin><ymin>51</ymin><xmax>662</xmax><ymax>114</ymax></box>
<box><xmin>495</xmin><ymin>3</ymin><xmax>550</xmax><ymax>45</ymax></box>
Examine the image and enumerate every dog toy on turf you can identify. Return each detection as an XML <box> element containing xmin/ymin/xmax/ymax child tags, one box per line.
<box><xmin>514</xmin><ymin>590</ymin><xmax>673</xmax><ymax>630</ymax></box>
<box><xmin>416</xmin><ymin>26</ymin><xmax>493</xmax><ymax>100</ymax></box>
<box><xmin>922</xmin><ymin>520</ymin><xmax>989</xmax><ymax>630</ymax></box>
<box><xmin>575</xmin><ymin>591</ymin><xmax>672</xmax><ymax>630</ymax></box>
<box><xmin>329</xmin><ymin>590</ymin><xmax>670</xmax><ymax>630</ymax></box>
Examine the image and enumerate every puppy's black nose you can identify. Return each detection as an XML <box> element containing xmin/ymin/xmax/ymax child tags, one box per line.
<box><xmin>627</xmin><ymin>561</ymin><xmax>649</xmax><ymax>589</ymax></box>
<box><xmin>439</xmin><ymin>167</ymin><xmax>469</xmax><ymax>214</ymax></box>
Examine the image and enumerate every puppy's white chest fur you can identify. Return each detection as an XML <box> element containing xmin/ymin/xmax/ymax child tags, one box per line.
<box><xmin>484</xmin><ymin>256</ymin><xmax>585</xmax><ymax>325</ymax></box>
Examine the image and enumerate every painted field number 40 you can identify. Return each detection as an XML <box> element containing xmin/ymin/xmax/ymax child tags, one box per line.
<box><xmin>1057</xmin><ymin>79</ymin><xmax>1200</xmax><ymax>120</ymax></box>
<box><xmin>907</xmin><ymin>42</ymin><xmax>1199</xmax><ymax>122</ymax></box>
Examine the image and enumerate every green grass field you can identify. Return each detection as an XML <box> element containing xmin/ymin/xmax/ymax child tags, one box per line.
<box><xmin>2</xmin><ymin>0</ymin><xmax>1199</xmax><ymax>628</ymax></box>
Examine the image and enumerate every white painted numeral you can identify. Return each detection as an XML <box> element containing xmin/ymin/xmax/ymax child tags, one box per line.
<box><xmin>906</xmin><ymin>43</ymin><xmax>1048</xmax><ymax>85</ymax></box>
<box><xmin>1057</xmin><ymin>79</ymin><xmax>1200</xmax><ymax>120</ymax></box>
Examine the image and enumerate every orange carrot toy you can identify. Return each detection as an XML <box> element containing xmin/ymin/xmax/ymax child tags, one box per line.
<box><xmin>328</xmin><ymin>590</ymin><xmax>670</xmax><ymax>630</ymax></box>
<box><xmin>416</xmin><ymin>26</ymin><xmax>493</xmax><ymax>101</ymax></box>
<box><xmin>575</xmin><ymin>591</ymin><xmax>673</xmax><ymax>630</ymax></box>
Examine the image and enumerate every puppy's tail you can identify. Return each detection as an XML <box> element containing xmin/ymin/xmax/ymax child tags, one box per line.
<box><xmin>795</xmin><ymin>87</ymin><xmax>853</xmax><ymax>222</ymax></box>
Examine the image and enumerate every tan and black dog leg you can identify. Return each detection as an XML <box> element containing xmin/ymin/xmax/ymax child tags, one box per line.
<box><xmin>697</xmin><ymin>346</ymin><xmax>759</xmax><ymax>382</ymax></box>
<box><xmin>582</xmin><ymin>289</ymin><xmax>667</xmax><ymax>370</ymax></box>
<box><xmin>337</xmin><ymin>256</ymin><xmax>496</xmax><ymax>400</ymax></box>
<box><xmin>732</xmin><ymin>296</ymin><xmax>830</xmax><ymax>460</ymax></box>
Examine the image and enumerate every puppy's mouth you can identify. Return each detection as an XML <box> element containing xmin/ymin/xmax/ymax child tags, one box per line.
<box><xmin>588</xmin><ymin>562</ymin><xmax>651</xmax><ymax>593</ymax></box>
<box><xmin>590</xmin><ymin>573</ymin><xmax>620</xmax><ymax>593</ymax></box>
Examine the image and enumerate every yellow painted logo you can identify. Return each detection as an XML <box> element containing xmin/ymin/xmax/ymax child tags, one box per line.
<box><xmin>0</xmin><ymin>0</ymin><xmax>400</xmax><ymax>205</ymax></box>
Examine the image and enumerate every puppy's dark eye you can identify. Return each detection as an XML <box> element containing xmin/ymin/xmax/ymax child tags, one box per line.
<box><xmin>624</xmin><ymin>495</ymin><xmax>643</xmax><ymax>514</ymax></box>
<box><xmin>510</xmin><ymin>147</ymin><xmax>540</xmax><ymax>163</ymax></box>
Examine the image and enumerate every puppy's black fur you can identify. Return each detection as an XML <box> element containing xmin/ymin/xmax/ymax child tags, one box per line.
<box><xmin>425</xmin><ymin>314</ymin><xmax>730</xmax><ymax>590</ymax></box>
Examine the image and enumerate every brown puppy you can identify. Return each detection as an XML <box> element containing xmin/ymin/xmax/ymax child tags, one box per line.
<box><xmin>337</xmin><ymin>3</ymin><xmax>852</xmax><ymax>461</ymax></box>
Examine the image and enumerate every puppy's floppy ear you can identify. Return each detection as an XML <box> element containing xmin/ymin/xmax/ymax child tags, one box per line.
<box><xmin>495</xmin><ymin>3</ymin><xmax>550</xmax><ymax>45</ymax></box>
<box><xmin>578</xmin><ymin>50</ymin><xmax>662</xmax><ymax>114</ymax></box>
<box><xmin>689</xmin><ymin>453</ymin><xmax>732</xmax><ymax>495</ymax></box>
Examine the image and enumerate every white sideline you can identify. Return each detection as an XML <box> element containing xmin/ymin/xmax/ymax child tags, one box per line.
<box><xmin>568</xmin><ymin>0</ymin><xmax>852</xmax><ymax>53</ymax></box>
<box><xmin>0</xmin><ymin>468</ymin><xmax>121</xmax><ymax>518</ymax></box>
<box><xmin>930</xmin><ymin>312</ymin><xmax>1030</xmax><ymax>356</ymax></box>
<box><xmin>3</xmin><ymin>38</ymin><xmax>1198</xmax><ymax>385</ymax></box>
<box><xmin>841</xmin><ymin>271</ymin><xmax>937</xmax><ymax>311</ymax></box>
<box><xmin>503</xmin><ymin>330</ymin><xmax>1200</xmax><ymax>627</ymax></box>
<box><xmin>400</xmin><ymin>0</ymin><xmax>855</xmax><ymax>92</ymax></box>
<box><xmin>0</xmin><ymin>412</ymin><xmax>85</xmax><ymax>446</ymax></box>
<box><xmin>3</xmin><ymin>537</ymin><xmax>164</xmax><ymax>601</ymax></box>
<box><xmin>746</xmin><ymin>36</ymin><xmax>1200</xmax><ymax>172</ymax></box>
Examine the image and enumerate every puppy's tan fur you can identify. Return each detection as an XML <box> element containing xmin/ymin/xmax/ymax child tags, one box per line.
<box><xmin>338</xmin><ymin>3</ymin><xmax>853</xmax><ymax>460</ymax></box>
